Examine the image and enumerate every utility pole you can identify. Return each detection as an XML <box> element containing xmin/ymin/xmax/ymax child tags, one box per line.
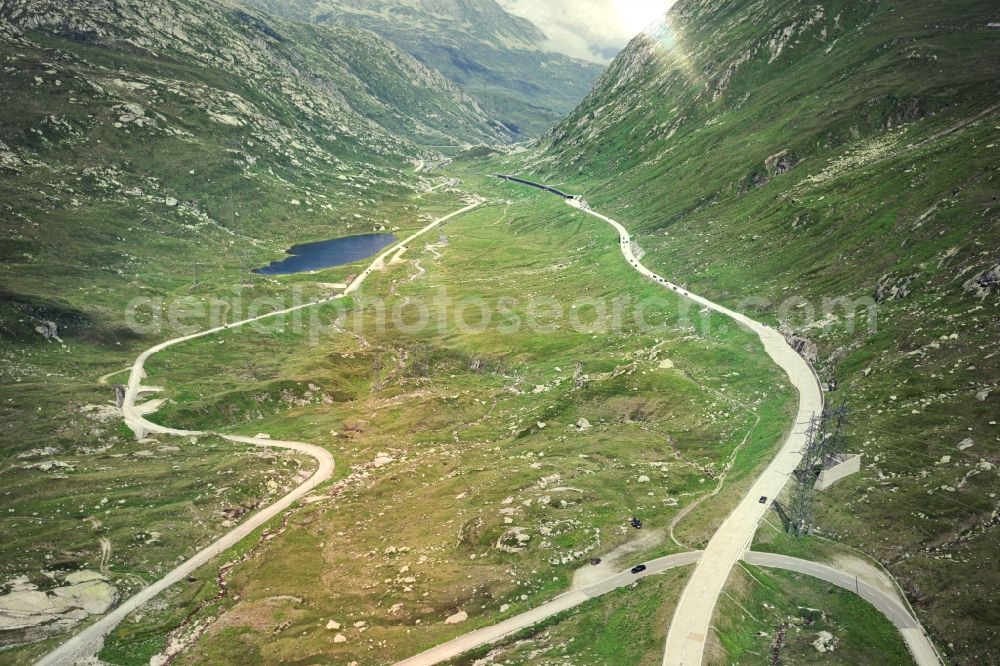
<box><xmin>820</xmin><ymin>400</ymin><xmax>850</xmax><ymax>464</ymax></box>
<box><xmin>787</xmin><ymin>402</ymin><xmax>851</xmax><ymax>537</ymax></box>
<box><xmin>788</xmin><ymin>413</ymin><xmax>821</xmax><ymax>537</ymax></box>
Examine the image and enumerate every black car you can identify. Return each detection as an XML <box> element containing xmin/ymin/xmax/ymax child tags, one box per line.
<box><xmin>631</xmin><ymin>564</ymin><xmax>647</xmax><ymax>574</ymax></box>
<box><xmin>759</xmin><ymin>496</ymin><xmax>768</xmax><ymax>504</ymax></box>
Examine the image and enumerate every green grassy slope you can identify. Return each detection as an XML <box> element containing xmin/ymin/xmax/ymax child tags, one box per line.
<box><xmin>80</xmin><ymin>182</ymin><xmax>796</xmax><ymax>666</ymax></box>
<box><xmin>0</xmin><ymin>0</ymin><xmax>499</xmax><ymax>656</ymax></box>
<box><xmin>447</xmin><ymin>568</ymin><xmax>693</xmax><ymax>666</ymax></box>
<box><xmin>486</xmin><ymin>0</ymin><xmax>1000</xmax><ymax>661</ymax></box>
<box><xmin>712</xmin><ymin>564</ymin><xmax>912</xmax><ymax>665</ymax></box>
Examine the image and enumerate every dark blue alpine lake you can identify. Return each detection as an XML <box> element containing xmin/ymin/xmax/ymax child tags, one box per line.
<box><xmin>254</xmin><ymin>233</ymin><xmax>397</xmax><ymax>275</ymax></box>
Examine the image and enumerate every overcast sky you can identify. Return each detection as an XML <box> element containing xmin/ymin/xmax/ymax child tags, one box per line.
<box><xmin>499</xmin><ymin>0</ymin><xmax>677</xmax><ymax>63</ymax></box>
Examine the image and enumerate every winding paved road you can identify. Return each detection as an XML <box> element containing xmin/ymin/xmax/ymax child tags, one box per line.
<box><xmin>499</xmin><ymin>181</ymin><xmax>825</xmax><ymax>664</ymax></box>
<box><xmin>36</xmin><ymin>200</ymin><xmax>482</xmax><ymax>666</ymax></box>
<box><xmin>475</xmin><ymin>177</ymin><xmax>939</xmax><ymax>666</ymax></box>
<box><xmin>395</xmin><ymin>552</ymin><xmax>704</xmax><ymax>666</ymax></box>
<box><xmin>393</xmin><ymin>549</ymin><xmax>938</xmax><ymax>666</ymax></box>
<box><xmin>38</xmin><ymin>184</ymin><xmax>938</xmax><ymax>665</ymax></box>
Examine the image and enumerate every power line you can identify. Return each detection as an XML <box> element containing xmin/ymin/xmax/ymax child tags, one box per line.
<box><xmin>788</xmin><ymin>402</ymin><xmax>851</xmax><ymax>537</ymax></box>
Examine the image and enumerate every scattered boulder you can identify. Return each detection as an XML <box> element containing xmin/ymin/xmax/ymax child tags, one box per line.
<box><xmin>64</xmin><ymin>571</ymin><xmax>105</xmax><ymax>585</ymax></box>
<box><xmin>81</xmin><ymin>403</ymin><xmax>121</xmax><ymax>423</ymax></box>
<box><xmin>333</xmin><ymin>633</ymin><xmax>347</xmax><ymax>643</ymax></box>
<box><xmin>34</xmin><ymin>320</ymin><xmax>59</xmax><ymax>341</ymax></box>
<box><xmin>22</xmin><ymin>460</ymin><xmax>75</xmax><ymax>472</ymax></box>
<box><xmin>445</xmin><ymin>610</ymin><xmax>468</xmax><ymax>625</ymax></box>
<box><xmin>459</xmin><ymin>516</ymin><xmax>486</xmax><ymax>546</ymax></box>
<box><xmin>495</xmin><ymin>527</ymin><xmax>531</xmax><ymax>554</ymax></box>
<box><xmin>16</xmin><ymin>447</ymin><xmax>59</xmax><ymax>459</ymax></box>
<box><xmin>576</xmin><ymin>418</ymin><xmax>592</xmax><ymax>431</ymax></box>
<box><xmin>325</xmin><ymin>620</ymin><xmax>341</xmax><ymax>630</ymax></box>
<box><xmin>812</xmin><ymin>630</ymin><xmax>837</xmax><ymax>653</ymax></box>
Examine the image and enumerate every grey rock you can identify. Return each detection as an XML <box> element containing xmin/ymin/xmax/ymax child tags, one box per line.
<box><xmin>963</xmin><ymin>263</ymin><xmax>999</xmax><ymax>298</ymax></box>
<box><xmin>782</xmin><ymin>328</ymin><xmax>819</xmax><ymax>363</ymax></box>
<box><xmin>875</xmin><ymin>274</ymin><xmax>915</xmax><ymax>303</ymax></box>
<box><xmin>34</xmin><ymin>320</ymin><xmax>58</xmax><ymax>340</ymax></box>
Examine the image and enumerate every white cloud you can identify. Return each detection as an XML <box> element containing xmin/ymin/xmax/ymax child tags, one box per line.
<box><xmin>499</xmin><ymin>0</ymin><xmax>677</xmax><ymax>63</ymax></box>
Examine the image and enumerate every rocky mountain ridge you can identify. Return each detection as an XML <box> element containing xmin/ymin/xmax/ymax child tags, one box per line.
<box><xmin>241</xmin><ymin>0</ymin><xmax>607</xmax><ymax>137</ymax></box>
<box><xmin>1</xmin><ymin>0</ymin><xmax>509</xmax><ymax>149</ymax></box>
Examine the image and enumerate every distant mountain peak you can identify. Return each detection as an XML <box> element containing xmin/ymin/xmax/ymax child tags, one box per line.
<box><xmin>240</xmin><ymin>0</ymin><xmax>605</xmax><ymax>137</ymax></box>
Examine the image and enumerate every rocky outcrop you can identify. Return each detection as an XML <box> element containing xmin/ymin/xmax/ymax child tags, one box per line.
<box><xmin>963</xmin><ymin>263</ymin><xmax>999</xmax><ymax>299</ymax></box>
<box><xmin>0</xmin><ymin>0</ymin><xmax>508</xmax><ymax>153</ymax></box>
<box><xmin>745</xmin><ymin>149</ymin><xmax>800</xmax><ymax>190</ymax></box>
<box><xmin>781</xmin><ymin>327</ymin><xmax>819</xmax><ymax>363</ymax></box>
<box><xmin>874</xmin><ymin>273</ymin><xmax>915</xmax><ymax>303</ymax></box>
<box><xmin>33</xmin><ymin>320</ymin><xmax>59</xmax><ymax>341</ymax></box>
<box><xmin>764</xmin><ymin>149</ymin><xmax>799</xmax><ymax>177</ymax></box>
<box><xmin>0</xmin><ymin>572</ymin><xmax>117</xmax><ymax>649</ymax></box>
<box><xmin>495</xmin><ymin>527</ymin><xmax>531</xmax><ymax>554</ymax></box>
<box><xmin>0</xmin><ymin>140</ymin><xmax>24</xmax><ymax>172</ymax></box>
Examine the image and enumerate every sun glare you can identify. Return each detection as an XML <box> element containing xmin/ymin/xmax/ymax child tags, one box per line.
<box><xmin>614</xmin><ymin>0</ymin><xmax>673</xmax><ymax>35</ymax></box>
